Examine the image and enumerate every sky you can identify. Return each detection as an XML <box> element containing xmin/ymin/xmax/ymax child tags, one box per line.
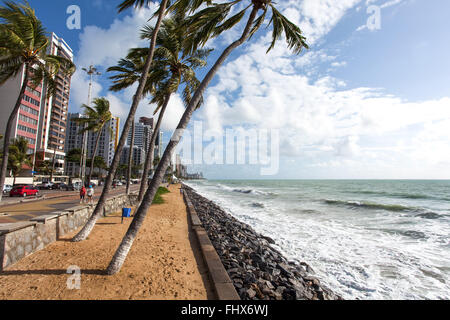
<box><xmin>25</xmin><ymin>0</ymin><xmax>450</xmax><ymax>179</ymax></box>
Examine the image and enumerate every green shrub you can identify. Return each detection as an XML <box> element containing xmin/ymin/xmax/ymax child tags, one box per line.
<box><xmin>152</xmin><ymin>186</ymin><xmax>170</xmax><ymax>204</ymax></box>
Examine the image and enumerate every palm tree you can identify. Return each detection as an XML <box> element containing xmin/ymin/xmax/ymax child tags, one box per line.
<box><xmin>7</xmin><ymin>137</ymin><xmax>32</xmax><ymax>185</ymax></box>
<box><xmin>0</xmin><ymin>1</ymin><xmax>75</xmax><ymax>201</ymax></box>
<box><xmin>71</xmin><ymin>0</ymin><xmax>173</xmax><ymax>242</ymax></box>
<box><xmin>74</xmin><ymin>98</ymin><xmax>113</xmax><ymax>186</ymax></box>
<box><xmin>106</xmin><ymin>0</ymin><xmax>309</xmax><ymax>274</ymax></box>
<box><xmin>109</xmin><ymin>14</ymin><xmax>211</xmax><ymax>203</ymax></box>
<box><xmin>126</xmin><ymin>120</ymin><xmax>135</xmax><ymax>195</ymax></box>
<box><xmin>86</xmin><ymin>156</ymin><xmax>108</xmax><ymax>179</ymax></box>
<box><xmin>65</xmin><ymin>148</ymin><xmax>82</xmax><ymax>165</ymax></box>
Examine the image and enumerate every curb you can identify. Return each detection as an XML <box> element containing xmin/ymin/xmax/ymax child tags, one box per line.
<box><xmin>182</xmin><ymin>187</ymin><xmax>240</xmax><ymax>301</ymax></box>
<box><xmin>0</xmin><ymin>193</ymin><xmax>77</xmax><ymax>207</ymax></box>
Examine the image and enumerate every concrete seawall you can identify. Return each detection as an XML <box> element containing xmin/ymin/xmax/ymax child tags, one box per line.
<box><xmin>0</xmin><ymin>193</ymin><xmax>138</xmax><ymax>271</ymax></box>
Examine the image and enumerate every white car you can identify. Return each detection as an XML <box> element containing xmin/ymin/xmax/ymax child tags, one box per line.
<box><xmin>3</xmin><ymin>184</ymin><xmax>12</xmax><ymax>194</ymax></box>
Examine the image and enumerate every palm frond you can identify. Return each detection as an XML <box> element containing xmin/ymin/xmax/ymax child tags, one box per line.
<box><xmin>267</xmin><ymin>5</ymin><xmax>309</xmax><ymax>54</ymax></box>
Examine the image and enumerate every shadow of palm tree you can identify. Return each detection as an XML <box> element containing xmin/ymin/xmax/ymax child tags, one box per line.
<box><xmin>0</xmin><ymin>269</ymin><xmax>106</xmax><ymax>276</ymax></box>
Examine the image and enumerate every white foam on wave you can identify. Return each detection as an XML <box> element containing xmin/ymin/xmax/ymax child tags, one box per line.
<box><xmin>185</xmin><ymin>181</ymin><xmax>450</xmax><ymax>300</ymax></box>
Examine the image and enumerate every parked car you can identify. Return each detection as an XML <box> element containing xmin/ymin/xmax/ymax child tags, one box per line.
<box><xmin>2</xmin><ymin>184</ymin><xmax>12</xmax><ymax>194</ymax></box>
<box><xmin>9</xmin><ymin>185</ymin><xmax>39</xmax><ymax>197</ymax></box>
<box><xmin>66</xmin><ymin>182</ymin><xmax>82</xmax><ymax>191</ymax></box>
<box><xmin>37</xmin><ymin>182</ymin><xmax>54</xmax><ymax>190</ymax></box>
<box><xmin>53</xmin><ymin>182</ymin><xmax>68</xmax><ymax>190</ymax></box>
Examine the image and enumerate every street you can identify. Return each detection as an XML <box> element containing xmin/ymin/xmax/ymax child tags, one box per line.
<box><xmin>0</xmin><ymin>185</ymin><xmax>140</xmax><ymax>223</ymax></box>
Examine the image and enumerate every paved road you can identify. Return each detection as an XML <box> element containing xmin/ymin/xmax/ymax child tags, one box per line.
<box><xmin>0</xmin><ymin>185</ymin><xmax>140</xmax><ymax>224</ymax></box>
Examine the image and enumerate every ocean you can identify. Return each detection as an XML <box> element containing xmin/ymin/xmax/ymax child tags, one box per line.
<box><xmin>184</xmin><ymin>179</ymin><xmax>450</xmax><ymax>300</ymax></box>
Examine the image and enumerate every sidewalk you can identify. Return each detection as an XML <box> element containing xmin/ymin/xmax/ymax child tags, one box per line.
<box><xmin>0</xmin><ymin>184</ymin><xmax>214</xmax><ymax>300</ymax></box>
<box><xmin>0</xmin><ymin>185</ymin><xmax>140</xmax><ymax>223</ymax></box>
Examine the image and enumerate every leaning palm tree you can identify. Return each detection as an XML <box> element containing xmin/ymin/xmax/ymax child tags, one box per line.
<box><xmin>126</xmin><ymin>120</ymin><xmax>136</xmax><ymax>195</ymax></box>
<box><xmin>110</xmin><ymin>14</ymin><xmax>210</xmax><ymax>203</ymax></box>
<box><xmin>74</xmin><ymin>98</ymin><xmax>113</xmax><ymax>186</ymax></box>
<box><xmin>71</xmin><ymin>0</ymin><xmax>174</xmax><ymax>242</ymax></box>
<box><xmin>106</xmin><ymin>0</ymin><xmax>309</xmax><ymax>274</ymax></box>
<box><xmin>0</xmin><ymin>1</ymin><xmax>75</xmax><ymax>201</ymax></box>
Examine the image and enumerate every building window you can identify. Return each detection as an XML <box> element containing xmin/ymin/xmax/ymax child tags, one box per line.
<box><xmin>17</xmin><ymin>124</ymin><xmax>37</xmax><ymax>134</ymax></box>
<box><xmin>20</xmin><ymin>104</ymin><xmax>39</xmax><ymax>116</ymax></box>
<box><xmin>17</xmin><ymin>135</ymin><xmax>36</xmax><ymax>145</ymax></box>
<box><xmin>26</xmin><ymin>86</ymin><xmax>41</xmax><ymax>97</ymax></box>
<box><xmin>23</xmin><ymin>94</ymin><xmax>40</xmax><ymax>106</ymax></box>
<box><xmin>18</xmin><ymin>114</ymin><xmax>38</xmax><ymax>126</ymax></box>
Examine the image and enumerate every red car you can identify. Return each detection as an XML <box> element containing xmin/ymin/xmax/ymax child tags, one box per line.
<box><xmin>9</xmin><ymin>185</ymin><xmax>39</xmax><ymax>197</ymax></box>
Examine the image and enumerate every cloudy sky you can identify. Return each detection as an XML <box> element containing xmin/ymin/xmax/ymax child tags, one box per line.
<box><xmin>29</xmin><ymin>0</ymin><xmax>450</xmax><ymax>179</ymax></box>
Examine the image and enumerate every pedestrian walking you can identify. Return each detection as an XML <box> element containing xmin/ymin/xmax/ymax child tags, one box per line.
<box><xmin>80</xmin><ymin>186</ymin><xmax>86</xmax><ymax>204</ymax></box>
<box><xmin>87</xmin><ymin>185</ymin><xmax>94</xmax><ymax>204</ymax></box>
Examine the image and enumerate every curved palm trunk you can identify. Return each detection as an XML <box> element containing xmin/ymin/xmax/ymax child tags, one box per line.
<box><xmin>126</xmin><ymin>120</ymin><xmax>135</xmax><ymax>195</ymax></box>
<box><xmin>0</xmin><ymin>64</ymin><xmax>29</xmax><ymax>202</ymax></box>
<box><xmin>106</xmin><ymin>6</ymin><xmax>260</xmax><ymax>275</ymax></box>
<box><xmin>88</xmin><ymin>128</ymin><xmax>103</xmax><ymax>186</ymax></box>
<box><xmin>138</xmin><ymin>93</ymin><xmax>171</xmax><ymax>202</ymax></box>
<box><xmin>71</xmin><ymin>0</ymin><xmax>169</xmax><ymax>242</ymax></box>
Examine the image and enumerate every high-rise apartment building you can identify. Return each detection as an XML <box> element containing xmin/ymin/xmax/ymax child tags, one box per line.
<box><xmin>35</xmin><ymin>33</ymin><xmax>74</xmax><ymax>174</ymax></box>
<box><xmin>65</xmin><ymin>113</ymin><xmax>120</xmax><ymax>177</ymax></box>
<box><xmin>127</xmin><ymin>117</ymin><xmax>153</xmax><ymax>153</ymax></box>
<box><xmin>120</xmin><ymin>145</ymin><xmax>146</xmax><ymax>167</ymax></box>
<box><xmin>0</xmin><ymin>32</ymin><xmax>73</xmax><ymax>177</ymax></box>
<box><xmin>0</xmin><ymin>67</ymin><xmax>44</xmax><ymax>157</ymax></box>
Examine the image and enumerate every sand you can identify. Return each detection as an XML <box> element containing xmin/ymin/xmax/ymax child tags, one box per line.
<box><xmin>0</xmin><ymin>184</ymin><xmax>214</xmax><ymax>300</ymax></box>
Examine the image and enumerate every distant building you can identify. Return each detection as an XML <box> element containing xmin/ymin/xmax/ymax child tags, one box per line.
<box><xmin>65</xmin><ymin>113</ymin><xmax>120</xmax><ymax>177</ymax></box>
<box><xmin>127</xmin><ymin>118</ymin><xmax>153</xmax><ymax>153</ymax></box>
<box><xmin>185</xmin><ymin>172</ymin><xmax>204</xmax><ymax>180</ymax></box>
<box><xmin>157</xmin><ymin>130</ymin><xmax>164</xmax><ymax>159</ymax></box>
<box><xmin>139</xmin><ymin>116</ymin><xmax>153</xmax><ymax>127</ymax></box>
<box><xmin>120</xmin><ymin>145</ymin><xmax>146</xmax><ymax>167</ymax></box>
<box><xmin>175</xmin><ymin>154</ymin><xmax>188</xmax><ymax>178</ymax></box>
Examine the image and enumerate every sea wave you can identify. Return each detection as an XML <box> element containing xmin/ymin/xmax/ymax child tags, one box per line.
<box><xmin>348</xmin><ymin>190</ymin><xmax>450</xmax><ymax>202</ymax></box>
<box><xmin>250</xmin><ymin>202</ymin><xmax>265</xmax><ymax>208</ymax></box>
<box><xmin>324</xmin><ymin>199</ymin><xmax>416</xmax><ymax>212</ymax></box>
<box><xmin>216</xmin><ymin>184</ymin><xmax>277</xmax><ymax>196</ymax></box>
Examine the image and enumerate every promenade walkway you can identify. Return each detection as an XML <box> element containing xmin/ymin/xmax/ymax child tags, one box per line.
<box><xmin>0</xmin><ymin>184</ymin><xmax>214</xmax><ymax>299</ymax></box>
<box><xmin>0</xmin><ymin>185</ymin><xmax>140</xmax><ymax>223</ymax></box>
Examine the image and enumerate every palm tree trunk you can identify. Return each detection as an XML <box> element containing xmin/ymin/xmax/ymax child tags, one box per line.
<box><xmin>138</xmin><ymin>93</ymin><xmax>171</xmax><ymax>202</ymax></box>
<box><xmin>106</xmin><ymin>6</ymin><xmax>260</xmax><ymax>275</ymax></box>
<box><xmin>126</xmin><ymin>120</ymin><xmax>135</xmax><ymax>195</ymax></box>
<box><xmin>71</xmin><ymin>0</ymin><xmax>169</xmax><ymax>242</ymax></box>
<box><xmin>0</xmin><ymin>64</ymin><xmax>29</xmax><ymax>202</ymax></box>
<box><xmin>50</xmin><ymin>147</ymin><xmax>57</xmax><ymax>182</ymax></box>
<box><xmin>88</xmin><ymin>129</ymin><xmax>102</xmax><ymax>186</ymax></box>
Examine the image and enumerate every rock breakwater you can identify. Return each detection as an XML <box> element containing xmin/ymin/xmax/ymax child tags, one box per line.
<box><xmin>183</xmin><ymin>185</ymin><xmax>342</xmax><ymax>300</ymax></box>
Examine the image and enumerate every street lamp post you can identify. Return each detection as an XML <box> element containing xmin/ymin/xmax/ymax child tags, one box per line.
<box><xmin>80</xmin><ymin>65</ymin><xmax>101</xmax><ymax>187</ymax></box>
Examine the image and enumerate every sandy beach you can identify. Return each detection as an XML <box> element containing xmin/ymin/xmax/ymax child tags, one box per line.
<box><xmin>0</xmin><ymin>184</ymin><xmax>214</xmax><ymax>300</ymax></box>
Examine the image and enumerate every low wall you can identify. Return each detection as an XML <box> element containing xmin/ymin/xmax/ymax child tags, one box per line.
<box><xmin>182</xmin><ymin>187</ymin><xmax>240</xmax><ymax>300</ymax></box>
<box><xmin>0</xmin><ymin>193</ymin><xmax>138</xmax><ymax>271</ymax></box>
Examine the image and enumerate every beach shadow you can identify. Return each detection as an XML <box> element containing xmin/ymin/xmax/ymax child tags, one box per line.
<box><xmin>96</xmin><ymin>223</ymin><xmax>118</xmax><ymax>225</ymax></box>
<box><xmin>0</xmin><ymin>269</ymin><xmax>106</xmax><ymax>276</ymax></box>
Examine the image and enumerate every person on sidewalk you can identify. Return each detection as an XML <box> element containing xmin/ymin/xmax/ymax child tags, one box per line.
<box><xmin>87</xmin><ymin>185</ymin><xmax>94</xmax><ymax>204</ymax></box>
<box><xmin>80</xmin><ymin>186</ymin><xmax>86</xmax><ymax>204</ymax></box>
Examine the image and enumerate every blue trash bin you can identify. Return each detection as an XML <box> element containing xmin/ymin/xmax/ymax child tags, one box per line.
<box><xmin>122</xmin><ymin>208</ymin><xmax>131</xmax><ymax>218</ymax></box>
